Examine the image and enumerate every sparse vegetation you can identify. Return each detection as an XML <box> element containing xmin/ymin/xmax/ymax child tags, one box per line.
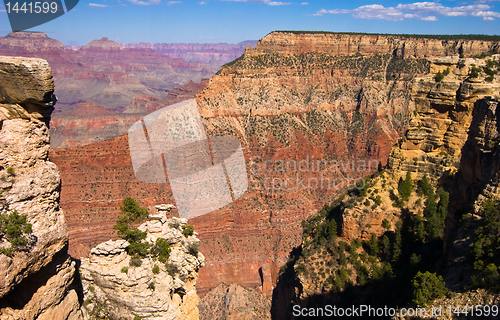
<box><xmin>435</xmin><ymin>71</ymin><xmax>444</xmax><ymax>82</ymax></box>
<box><xmin>150</xmin><ymin>238</ymin><xmax>171</xmax><ymax>263</ymax></box>
<box><xmin>411</xmin><ymin>271</ymin><xmax>448</xmax><ymax>306</ymax></box>
<box><xmin>152</xmin><ymin>265</ymin><xmax>160</xmax><ymax>274</ymax></box>
<box><xmin>129</xmin><ymin>258</ymin><xmax>142</xmax><ymax>267</ymax></box>
<box><xmin>182</xmin><ymin>225</ymin><xmax>194</xmax><ymax>237</ymax></box>
<box><xmin>0</xmin><ymin>210</ymin><xmax>33</xmax><ymax>256</ymax></box>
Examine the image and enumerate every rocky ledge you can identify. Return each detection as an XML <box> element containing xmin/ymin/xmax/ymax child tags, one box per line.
<box><xmin>80</xmin><ymin>216</ymin><xmax>205</xmax><ymax>320</ymax></box>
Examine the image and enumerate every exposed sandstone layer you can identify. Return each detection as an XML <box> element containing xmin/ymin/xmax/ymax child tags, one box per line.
<box><xmin>80</xmin><ymin>216</ymin><xmax>204</xmax><ymax>320</ymax></box>
<box><xmin>257</xmin><ymin>32</ymin><xmax>499</xmax><ymax>58</ymax></box>
<box><xmin>0</xmin><ymin>56</ymin><xmax>82</xmax><ymax>319</ymax></box>
<box><xmin>199</xmin><ymin>283</ymin><xmax>271</xmax><ymax>320</ymax></box>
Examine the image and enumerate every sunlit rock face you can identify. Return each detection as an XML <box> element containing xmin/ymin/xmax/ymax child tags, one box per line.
<box><xmin>0</xmin><ymin>55</ymin><xmax>83</xmax><ymax>320</ymax></box>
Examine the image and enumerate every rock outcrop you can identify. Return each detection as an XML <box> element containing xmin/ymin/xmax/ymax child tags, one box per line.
<box><xmin>338</xmin><ymin>54</ymin><xmax>500</xmax><ymax>243</ymax></box>
<box><xmin>80</xmin><ymin>216</ymin><xmax>204</xmax><ymax>320</ymax></box>
<box><xmin>0</xmin><ymin>56</ymin><xmax>82</xmax><ymax>319</ymax></box>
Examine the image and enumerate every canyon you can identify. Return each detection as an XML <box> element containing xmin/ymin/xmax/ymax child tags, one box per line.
<box><xmin>49</xmin><ymin>31</ymin><xmax>500</xmax><ymax>299</ymax></box>
<box><xmin>0</xmin><ymin>32</ymin><xmax>217</xmax><ymax>113</ymax></box>
<box><xmin>2</xmin><ymin>31</ymin><xmax>499</xmax><ymax>319</ymax></box>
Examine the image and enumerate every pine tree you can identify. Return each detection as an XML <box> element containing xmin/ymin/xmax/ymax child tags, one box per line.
<box><xmin>398</xmin><ymin>171</ymin><xmax>413</xmax><ymax>202</ymax></box>
<box><xmin>368</xmin><ymin>233</ymin><xmax>379</xmax><ymax>256</ymax></box>
<box><xmin>392</xmin><ymin>221</ymin><xmax>403</xmax><ymax>264</ymax></box>
<box><xmin>411</xmin><ymin>271</ymin><xmax>448</xmax><ymax>306</ymax></box>
<box><xmin>381</xmin><ymin>235</ymin><xmax>391</xmax><ymax>261</ymax></box>
<box><xmin>415</xmin><ymin>210</ymin><xmax>426</xmax><ymax>243</ymax></box>
<box><xmin>416</xmin><ymin>174</ymin><xmax>432</xmax><ymax>197</ymax></box>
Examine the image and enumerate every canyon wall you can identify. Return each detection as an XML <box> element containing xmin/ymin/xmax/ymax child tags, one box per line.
<box><xmin>0</xmin><ymin>56</ymin><xmax>82</xmax><ymax>319</ymax></box>
<box><xmin>49</xmin><ymin>31</ymin><xmax>500</xmax><ymax>298</ymax></box>
<box><xmin>269</xmin><ymin>52</ymin><xmax>500</xmax><ymax>319</ymax></box>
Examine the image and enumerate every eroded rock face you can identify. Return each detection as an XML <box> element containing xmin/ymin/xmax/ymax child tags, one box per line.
<box><xmin>51</xmin><ymin>33</ymin><xmax>500</xmax><ymax>297</ymax></box>
<box><xmin>80</xmin><ymin>217</ymin><xmax>204</xmax><ymax>320</ymax></box>
<box><xmin>0</xmin><ymin>56</ymin><xmax>82</xmax><ymax>319</ymax></box>
<box><xmin>339</xmin><ymin>54</ymin><xmax>500</xmax><ymax>243</ymax></box>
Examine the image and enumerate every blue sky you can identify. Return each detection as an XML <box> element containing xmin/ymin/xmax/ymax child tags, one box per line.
<box><xmin>1</xmin><ymin>0</ymin><xmax>499</xmax><ymax>45</ymax></box>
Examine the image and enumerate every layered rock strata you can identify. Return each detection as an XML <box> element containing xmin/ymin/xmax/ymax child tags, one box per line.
<box><xmin>270</xmin><ymin>54</ymin><xmax>500</xmax><ymax>318</ymax></box>
<box><xmin>51</xmin><ymin>32</ymin><xmax>500</xmax><ymax>296</ymax></box>
<box><xmin>340</xmin><ymin>54</ymin><xmax>500</xmax><ymax>242</ymax></box>
<box><xmin>0</xmin><ymin>56</ymin><xmax>82</xmax><ymax>319</ymax></box>
<box><xmin>80</xmin><ymin>216</ymin><xmax>204</xmax><ymax>320</ymax></box>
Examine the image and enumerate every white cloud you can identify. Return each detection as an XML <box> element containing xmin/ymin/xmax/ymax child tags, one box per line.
<box><xmin>89</xmin><ymin>3</ymin><xmax>109</xmax><ymax>7</ymax></box>
<box><xmin>267</xmin><ymin>1</ymin><xmax>292</xmax><ymax>5</ymax></box>
<box><xmin>127</xmin><ymin>0</ymin><xmax>160</xmax><ymax>5</ymax></box>
<box><xmin>300</xmin><ymin>2</ymin><xmax>308</xmax><ymax>5</ymax></box>
<box><xmin>314</xmin><ymin>1</ymin><xmax>500</xmax><ymax>21</ymax></box>
<box><xmin>484</xmin><ymin>16</ymin><xmax>495</xmax><ymax>20</ymax></box>
<box><xmin>221</xmin><ymin>0</ymin><xmax>291</xmax><ymax>4</ymax></box>
<box><xmin>420</xmin><ymin>15</ymin><xmax>437</xmax><ymax>21</ymax></box>
<box><xmin>198</xmin><ymin>1</ymin><xmax>207</xmax><ymax>4</ymax></box>
<box><xmin>167</xmin><ymin>0</ymin><xmax>180</xmax><ymax>4</ymax></box>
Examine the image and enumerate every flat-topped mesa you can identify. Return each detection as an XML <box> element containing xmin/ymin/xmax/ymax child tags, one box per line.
<box><xmin>256</xmin><ymin>31</ymin><xmax>500</xmax><ymax>58</ymax></box>
<box><xmin>2</xmin><ymin>32</ymin><xmax>66</xmax><ymax>51</ymax></box>
<box><xmin>81</xmin><ymin>36</ymin><xmax>123</xmax><ymax>51</ymax></box>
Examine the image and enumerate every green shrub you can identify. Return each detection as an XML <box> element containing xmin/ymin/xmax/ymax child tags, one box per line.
<box><xmin>134</xmin><ymin>316</ymin><xmax>142</xmax><ymax>320</ymax></box>
<box><xmin>469</xmin><ymin>65</ymin><xmax>481</xmax><ymax>78</ymax></box>
<box><xmin>148</xmin><ymin>282</ymin><xmax>155</xmax><ymax>290</ymax></box>
<box><xmin>182</xmin><ymin>225</ymin><xmax>194</xmax><ymax>237</ymax></box>
<box><xmin>152</xmin><ymin>265</ymin><xmax>160</xmax><ymax>274</ymax></box>
<box><xmin>166</xmin><ymin>262</ymin><xmax>179</xmax><ymax>277</ymax></box>
<box><xmin>435</xmin><ymin>71</ymin><xmax>444</xmax><ymax>82</ymax></box>
<box><xmin>129</xmin><ymin>258</ymin><xmax>142</xmax><ymax>267</ymax></box>
<box><xmin>0</xmin><ymin>210</ymin><xmax>33</xmax><ymax>256</ymax></box>
<box><xmin>121</xmin><ymin>266</ymin><xmax>128</xmax><ymax>274</ymax></box>
<box><xmin>151</xmin><ymin>238</ymin><xmax>171</xmax><ymax>263</ymax></box>
<box><xmin>120</xmin><ymin>197</ymin><xmax>149</xmax><ymax>222</ymax></box>
<box><xmin>6</xmin><ymin>167</ymin><xmax>15</xmax><ymax>175</ymax></box>
<box><xmin>382</xmin><ymin>219</ymin><xmax>391</xmax><ymax>229</ymax></box>
<box><xmin>411</xmin><ymin>271</ymin><xmax>448</xmax><ymax>306</ymax></box>
<box><xmin>188</xmin><ymin>241</ymin><xmax>200</xmax><ymax>255</ymax></box>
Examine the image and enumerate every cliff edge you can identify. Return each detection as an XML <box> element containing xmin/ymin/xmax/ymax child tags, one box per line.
<box><xmin>0</xmin><ymin>56</ymin><xmax>82</xmax><ymax>319</ymax></box>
